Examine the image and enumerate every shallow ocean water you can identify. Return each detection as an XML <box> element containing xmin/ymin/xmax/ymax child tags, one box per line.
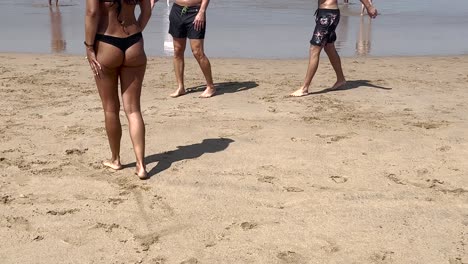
<box><xmin>1</xmin><ymin>0</ymin><xmax>468</xmax><ymax>58</ymax></box>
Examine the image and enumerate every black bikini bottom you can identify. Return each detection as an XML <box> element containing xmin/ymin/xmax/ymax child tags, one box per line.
<box><xmin>95</xmin><ymin>32</ymin><xmax>143</xmax><ymax>52</ymax></box>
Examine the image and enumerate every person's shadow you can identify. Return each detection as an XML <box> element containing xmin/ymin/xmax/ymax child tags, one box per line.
<box><xmin>186</xmin><ymin>81</ymin><xmax>258</xmax><ymax>96</ymax></box>
<box><xmin>124</xmin><ymin>138</ymin><xmax>234</xmax><ymax>178</ymax></box>
<box><xmin>309</xmin><ymin>80</ymin><xmax>391</xmax><ymax>95</ymax></box>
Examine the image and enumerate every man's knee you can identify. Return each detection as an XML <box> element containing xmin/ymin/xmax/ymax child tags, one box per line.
<box><xmin>173</xmin><ymin>47</ymin><xmax>185</xmax><ymax>58</ymax></box>
<box><xmin>191</xmin><ymin>48</ymin><xmax>205</xmax><ymax>60</ymax></box>
<box><xmin>310</xmin><ymin>45</ymin><xmax>323</xmax><ymax>56</ymax></box>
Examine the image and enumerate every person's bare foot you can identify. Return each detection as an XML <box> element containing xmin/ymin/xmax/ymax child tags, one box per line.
<box><xmin>290</xmin><ymin>87</ymin><xmax>309</xmax><ymax>97</ymax></box>
<box><xmin>199</xmin><ymin>86</ymin><xmax>216</xmax><ymax>98</ymax></box>
<box><xmin>170</xmin><ymin>87</ymin><xmax>186</xmax><ymax>98</ymax></box>
<box><xmin>136</xmin><ymin>164</ymin><xmax>148</xmax><ymax>180</ymax></box>
<box><xmin>331</xmin><ymin>80</ymin><xmax>347</xmax><ymax>90</ymax></box>
<box><xmin>103</xmin><ymin>159</ymin><xmax>122</xmax><ymax>170</ymax></box>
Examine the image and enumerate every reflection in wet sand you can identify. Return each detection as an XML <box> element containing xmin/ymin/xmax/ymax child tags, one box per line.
<box><xmin>335</xmin><ymin>4</ymin><xmax>350</xmax><ymax>54</ymax></box>
<box><xmin>356</xmin><ymin>16</ymin><xmax>372</xmax><ymax>56</ymax></box>
<box><xmin>163</xmin><ymin>4</ymin><xmax>174</xmax><ymax>55</ymax></box>
<box><xmin>49</xmin><ymin>5</ymin><xmax>66</xmax><ymax>53</ymax></box>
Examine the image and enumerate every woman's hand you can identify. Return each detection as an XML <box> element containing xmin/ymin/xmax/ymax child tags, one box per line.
<box><xmin>86</xmin><ymin>47</ymin><xmax>102</xmax><ymax>78</ymax></box>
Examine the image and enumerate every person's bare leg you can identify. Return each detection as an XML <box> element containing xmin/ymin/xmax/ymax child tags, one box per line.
<box><xmin>121</xmin><ymin>41</ymin><xmax>147</xmax><ymax>179</ymax></box>
<box><xmin>170</xmin><ymin>37</ymin><xmax>187</xmax><ymax>97</ymax></box>
<box><xmin>190</xmin><ymin>39</ymin><xmax>215</xmax><ymax>98</ymax></box>
<box><xmin>56</xmin><ymin>0</ymin><xmax>58</xmax><ymax>6</ymax></box>
<box><xmin>95</xmin><ymin>66</ymin><xmax>123</xmax><ymax>170</ymax></box>
<box><xmin>290</xmin><ymin>44</ymin><xmax>323</xmax><ymax>97</ymax></box>
<box><xmin>324</xmin><ymin>42</ymin><xmax>346</xmax><ymax>89</ymax></box>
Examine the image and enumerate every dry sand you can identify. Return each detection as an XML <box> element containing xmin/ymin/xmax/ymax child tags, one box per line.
<box><xmin>0</xmin><ymin>53</ymin><xmax>467</xmax><ymax>264</ymax></box>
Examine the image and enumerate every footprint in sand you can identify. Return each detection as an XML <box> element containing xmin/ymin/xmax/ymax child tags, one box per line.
<box><xmin>315</xmin><ymin>133</ymin><xmax>351</xmax><ymax>143</ymax></box>
<box><xmin>276</xmin><ymin>251</ymin><xmax>306</xmax><ymax>264</ymax></box>
<box><xmin>5</xmin><ymin>216</ymin><xmax>31</xmax><ymax>231</ymax></box>
<box><xmin>93</xmin><ymin>222</ymin><xmax>120</xmax><ymax>233</ymax></box>
<box><xmin>135</xmin><ymin>233</ymin><xmax>160</xmax><ymax>252</ymax></box>
<box><xmin>302</xmin><ymin>116</ymin><xmax>320</xmax><ymax>123</ymax></box>
<box><xmin>437</xmin><ymin>145</ymin><xmax>451</xmax><ymax>152</ymax></box>
<box><xmin>31</xmin><ymin>166</ymin><xmax>64</xmax><ymax>175</ymax></box>
<box><xmin>88</xmin><ymin>161</ymin><xmax>104</xmax><ymax>170</ymax></box>
<box><xmin>258</xmin><ymin>176</ymin><xmax>276</xmax><ymax>184</ymax></box>
<box><xmin>330</xmin><ymin>135</ymin><xmax>349</xmax><ymax>142</ymax></box>
<box><xmin>410</xmin><ymin>121</ymin><xmax>448</xmax><ymax>130</ymax></box>
<box><xmin>284</xmin><ymin>187</ymin><xmax>304</xmax><ymax>192</ymax></box>
<box><xmin>107</xmin><ymin>197</ymin><xmax>125</xmax><ymax>205</ymax></box>
<box><xmin>448</xmin><ymin>257</ymin><xmax>463</xmax><ymax>264</ymax></box>
<box><xmin>385</xmin><ymin>173</ymin><xmax>405</xmax><ymax>185</ymax></box>
<box><xmin>1</xmin><ymin>195</ymin><xmax>14</xmax><ymax>205</ymax></box>
<box><xmin>32</xmin><ymin>235</ymin><xmax>44</xmax><ymax>241</ymax></box>
<box><xmin>180</xmin><ymin>258</ymin><xmax>199</xmax><ymax>264</ymax></box>
<box><xmin>426</xmin><ymin>178</ymin><xmax>444</xmax><ymax>188</ymax></box>
<box><xmin>240</xmin><ymin>221</ymin><xmax>258</xmax><ymax>231</ymax></box>
<box><xmin>148</xmin><ymin>257</ymin><xmax>167</xmax><ymax>264</ymax></box>
<box><xmin>370</xmin><ymin>251</ymin><xmax>394</xmax><ymax>263</ymax></box>
<box><xmin>330</xmin><ymin>175</ymin><xmax>348</xmax><ymax>184</ymax></box>
<box><xmin>259</xmin><ymin>95</ymin><xmax>276</xmax><ymax>103</ymax></box>
<box><xmin>65</xmin><ymin>148</ymin><xmax>88</xmax><ymax>155</ymax></box>
<box><xmin>46</xmin><ymin>208</ymin><xmax>79</xmax><ymax>216</ymax></box>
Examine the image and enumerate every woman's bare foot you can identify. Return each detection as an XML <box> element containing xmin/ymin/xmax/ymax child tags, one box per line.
<box><xmin>102</xmin><ymin>159</ymin><xmax>122</xmax><ymax>170</ymax></box>
<box><xmin>136</xmin><ymin>164</ymin><xmax>148</xmax><ymax>180</ymax></box>
<box><xmin>290</xmin><ymin>87</ymin><xmax>309</xmax><ymax>97</ymax></box>
<box><xmin>199</xmin><ymin>86</ymin><xmax>216</xmax><ymax>98</ymax></box>
<box><xmin>170</xmin><ymin>87</ymin><xmax>186</xmax><ymax>98</ymax></box>
<box><xmin>331</xmin><ymin>80</ymin><xmax>347</xmax><ymax>90</ymax></box>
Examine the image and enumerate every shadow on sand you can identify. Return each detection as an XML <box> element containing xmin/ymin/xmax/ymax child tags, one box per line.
<box><xmin>309</xmin><ymin>79</ymin><xmax>392</xmax><ymax>95</ymax></box>
<box><xmin>186</xmin><ymin>81</ymin><xmax>258</xmax><ymax>96</ymax></box>
<box><xmin>124</xmin><ymin>138</ymin><xmax>235</xmax><ymax>178</ymax></box>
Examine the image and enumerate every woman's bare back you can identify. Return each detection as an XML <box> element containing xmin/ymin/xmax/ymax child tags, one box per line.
<box><xmin>97</xmin><ymin>1</ymin><xmax>141</xmax><ymax>37</ymax></box>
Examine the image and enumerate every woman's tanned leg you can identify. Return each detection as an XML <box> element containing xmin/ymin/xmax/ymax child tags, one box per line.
<box><xmin>121</xmin><ymin>40</ymin><xmax>148</xmax><ymax>179</ymax></box>
<box><xmin>95</xmin><ymin>42</ymin><xmax>125</xmax><ymax>170</ymax></box>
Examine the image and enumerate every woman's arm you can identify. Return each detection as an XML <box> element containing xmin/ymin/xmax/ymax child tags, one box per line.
<box><xmin>85</xmin><ymin>0</ymin><xmax>99</xmax><ymax>46</ymax></box>
<box><xmin>84</xmin><ymin>0</ymin><xmax>102</xmax><ymax>77</ymax></box>
<box><xmin>138</xmin><ymin>0</ymin><xmax>152</xmax><ymax>31</ymax></box>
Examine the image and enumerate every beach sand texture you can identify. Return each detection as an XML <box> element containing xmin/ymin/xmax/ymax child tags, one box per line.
<box><xmin>0</xmin><ymin>54</ymin><xmax>467</xmax><ymax>263</ymax></box>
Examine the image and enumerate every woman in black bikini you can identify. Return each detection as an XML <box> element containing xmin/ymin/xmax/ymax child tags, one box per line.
<box><xmin>85</xmin><ymin>0</ymin><xmax>152</xmax><ymax>179</ymax></box>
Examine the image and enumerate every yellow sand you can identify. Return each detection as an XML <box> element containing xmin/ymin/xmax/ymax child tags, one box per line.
<box><xmin>0</xmin><ymin>53</ymin><xmax>467</xmax><ymax>263</ymax></box>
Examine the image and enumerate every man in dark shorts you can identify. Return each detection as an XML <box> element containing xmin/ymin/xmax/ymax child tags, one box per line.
<box><xmin>166</xmin><ymin>0</ymin><xmax>215</xmax><ymax>98</ymax></box>
<box><xmin>290</xmin><ymin>0</ymin><xmax>378</xmax><ymax>97</ymax></box>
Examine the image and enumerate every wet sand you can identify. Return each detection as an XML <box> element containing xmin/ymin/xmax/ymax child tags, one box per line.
<box><xmin>0</xmin><ymin>53</ymin><xmax>467</xmax><ymax>263</ymax></box>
